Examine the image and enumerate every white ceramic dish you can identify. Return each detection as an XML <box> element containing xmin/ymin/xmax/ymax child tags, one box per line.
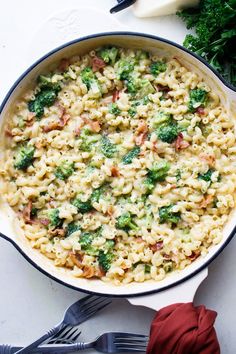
<box><xmin>0</xmin><ymin>32</ymin><xmax>235</xmax><ymax>306</ymax></box>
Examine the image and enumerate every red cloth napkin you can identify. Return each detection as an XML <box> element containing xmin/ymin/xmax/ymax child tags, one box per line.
<box><xmin>147</xmin><ymin>303</ymin><xmax>220</xmax><ymax>354</ymax></box>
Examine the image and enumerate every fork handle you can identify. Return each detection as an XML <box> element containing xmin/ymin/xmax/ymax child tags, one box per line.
<box><xmin>14</xmin><ymin>324</ymin><xmax>63</xmax><ymax>354</ymax></box>
<box><xmin>0</xmin><ymin>343</ymin><xmax>90</xmax><ymax>354</ymax></box>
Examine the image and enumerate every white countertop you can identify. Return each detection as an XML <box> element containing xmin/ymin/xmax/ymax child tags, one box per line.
<box><xmin>0</xmin><ymin>1</ymin><xmax>235</xmax><ymax>353</ymax></box>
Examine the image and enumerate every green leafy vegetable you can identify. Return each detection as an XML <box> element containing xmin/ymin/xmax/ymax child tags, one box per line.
<box><xmin>150</xmin><ymin>61</ymin><xmax>167</xmax><ymax>76</ymax></box>
<box><xmin>79</xmin><ymin>230</ymin><xmax>100</xmax><ymax>256</ymax></box>
<box><xmin>188</xmin><ymin>89</ymin><xmax>208</xmax><ymax>112</ymax></box>
<box><xmin>122</xmin><ymin>146</ymin><xmax>141</xmax><ymax>164</ymax></box>
<box><xmin>116</xmin><ymin>212</ymin><xmax>138</xmax><ymax>231</ymax></box>
<box><xmin>177</xmin><ymin>0</ymin><xmax>236</xmax><ymax>87</ymax></box>
<box><xmin>159</xmin><ymin>205</ymin><xmax>181</xmax><ymax>224</ymax></box>
<box><xmin>117</xmin><ymin>59</ymin><xmax>134</xmax><ymax>80</ymax></box>
<box><xmin>90</xmin><ymin>187</ymin><xmax>103</xmax><ymax>204</ymax></box>
<box><xmin>198</xmin><ymin>169</ymin><xmax>217</xmax><ymax>182</ymax></box>
<box><xmin>144</xmin><ymin>160</ymin><xmax>170</xmax><ymax>192</ymax></box>
<box><xmin>72</xmin><ymin>198</ymin><xmax>93</xmax><ymax>213</ymax></box>
<box><xmin>66</xmin><ymin>222</ymin><xmax>81</xmax><ymax>237</ymax></box>
<box><xmin>109</xmin><ymin>103</ymin><xmax>121</xmax><ymax>116</ymax></box>
<box><xmin>158</xmin><ymin>123</ymin><xmax>179</xmax><ymax>143</ymax></box>
<box><xmin>151</xmin><ymin>111</ymin><xmax>172</xmax><ymax>129</ymax></box>
<box><xmin>54</xmin><ymin>160</ymin><xmax>75</xmax><ymax>180</ymax></box>
<box><xmin>98</xmin><ymin>47</ymin><xmax>118</xmax><ymax>64</ymax></box>
<box><xmin>98</xmin><ymin>250</ymin><xmax>114</xmax><ymax>272</ymax></box>
<box><xmin>128</xmin><ymin>107</ymin><xmax>137</xmax><ymax>117</ymax></box>
<box><xmin>14</xmin><ymin>145</ymin><xmax>35</xmax><ymax>170</ymax></box>
<box><xmin>101</xmin><ymin>136</ymin><xmax>116</xmax><ymax>158</ymax></box>
<box><xmin>47</xmin><ymin>208</ymin><xmax>61</xmax><ymax>228</ymax></box>
<box><xmin>79</xmin><ymin>127</ymin><xmax>101</xmax><ymax>152</ymax></box>
<box><xmin>80</xmin><ymin>67</ymin><xmax>95</xmax><ymax>89</ymax></box>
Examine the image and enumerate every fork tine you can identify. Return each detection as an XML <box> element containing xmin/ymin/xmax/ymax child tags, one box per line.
<box><xmin>78</xmin><ymin>299</ymin><xmax>112</xmax><ymax>321</ymax></box>
<box><xmin>47</xmin><ymin>326</ymin><xmax>68</xmax><ymax>342</ymax></box>
<box><xmin>115</xmin><ymin>339</ymin><xmax>149</xmax><ymax>345</ymax></box>
<box><xmin>79</xmin><ymin>297</ymin><xmax>112</xmax><ymax>314</ymax></box>
<box><xmin>70</xmin><ymin>330</ymin><xmax>82</xmax><ymax>341</ymax></box>
<box><xmin>114</xmin><ymin>333</ymin><xmax>149</xmax><ymax>339</ymax></box>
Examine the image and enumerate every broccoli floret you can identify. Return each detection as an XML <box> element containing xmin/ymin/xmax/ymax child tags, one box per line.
<box><xmin>198</xmin><ymin>169</ymin><xmax>219</xmax><ymax>182</ymax></box>
<box><xmin>126</xmin><ymin>77</ymin><xmax>139</xmax><ymax>95</ymax></box>
<box><xmin>98</xmin><ymin>47</ymin><xmax>118</xmax><ymax>64</ymax></box>
<box><xmin>14</xmin><ymin>145</ymin><xmax>35</xmax><ymax>170</ymax></box>
<box><xmin>79</xmin><ymin>228</ymin><xmax>102</xmax><ymax>256</ymax></box>
<box><xmin>163</xmin><ymin>261</ymin><xmax>173</xmax><ymax>273</ymax></box>
<box><xmin>116</xmin><ymin>212</ymin><xmax>138</xmax><ymax>231</ymax></box>
<box><xmin>150</xmin><ymin>61</ymin><xmax>167</xmax><ymax>76</ymax></box>
<box><xmin>188</xmin><ymin>89</ymin><xmax>208</xmax><ymax>113</ymax></box>
<box><xmin>102</xmin><ymin>240</ymin><xmax>115</xmax><ymax>253</ymax></box>
<box><xmin>151</xmin><ymin>111</ymin><xmax>172</xmax><ymax>129</ymax></box>
<box><xmin>128</xmin><ymin>107</ymin><xmax>137</xmax><ymax>117</ymax></box>
<box><xmin>109</xmin><ymin>103</ymin><xmax>121</xmax><ymax>116</ymax></box>
<box><xmin>80</xmin><ymin>67</ymin><xmax>96</xmax><ymax>89</ymax></box>
<box><xmin>176</xmin><ymin>169</ymin><xmax>182</xmax><ymax>181</ymax></box>
<box><xmin>117</xmin><ymin>59</ymin><xmax>134</xmax><ymax>80</ymax></box>
<box><xmin>90</xmin><ymin>187</ymin><xmax>103</xmax><ymax>204</ymax></box>
<box><xmin>98</xmin><ymin>250</ymin><xmax>114</xmax><ymax>272</ymax></box>
<box><xmin>159</xmin><ymin>205</ymin><xmax>181</xmax><ymax>224</ymax></box>
<box><xmin>122</xmin><ymin>146</ymin><xmax>141</xmax><ymax>164</ymax></box>
<box><xmin>54</xmin><ymin>160</ymin><xmax>75</xmax><ymax>180</ymax></box>
<box><xmin>136</xmin><ymin>79</ymin><xmax>155</xmax><ymax>99</ymax></box>
<box><xmin>48</xmin><ymin>208</ymin><xmax>61</xmax><ymax>228</ymax></box>
<box><xmin>101</xmin><ymin>136</ymin><xmax>117</xmax><ymax>158</ymax></box>
<box><xmin>66</xmin><ymin>222</ymin><xmax>81</xmax><ymax>237</ymax></box>
<box><xmin>28</xmin><ymin>78</ymin><xmax>60</xmax><ymax>119</ymax></box>
<box><xmin>31</xmin><ymin>207</ymin><xmax>38</xmax><ymax>217</ymax></box>
<box><xmin>144</xmin><ymin>264</ymin><xmax>151</xmax><ymax>273</ymax></box>
<box><xmin>157</xmin><ymin>122</ymin><xmax>179</xmax><ymax>143</ymax></box>
<box><xmin>72</xmin><ymin>198</ymin><xmax>93</xmax><ymax>213</ymax></box>
<box><xmin>144</xmin><ymin>160</ymin><xmax>170</xmax><ymax>192</ymax></box>
<box><xmin>79</xmin><ymin>127</ymin><xmax>101</xmax><ymax>152</ymax></box>
<box><xmin>136</xmin><ymin>50</ymin><xmax>149</xmax><ymax>60</ymax></box>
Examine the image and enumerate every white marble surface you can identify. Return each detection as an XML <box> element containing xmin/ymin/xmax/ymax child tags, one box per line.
<box><xmin>0</xmin><ymin>1</ymin><xmax>235</xmax><ymax>352</ymax></box>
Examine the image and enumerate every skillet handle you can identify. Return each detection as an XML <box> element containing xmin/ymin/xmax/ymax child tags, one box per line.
<box><xmin>127</xmin><ymin>268</ymin><xmax>208</xmax><ymax>310</ymax></box>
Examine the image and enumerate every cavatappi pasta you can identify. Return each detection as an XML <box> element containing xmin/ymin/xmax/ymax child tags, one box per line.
<box><xmin>1</xmin><ymin>47</ymin><xmax>236</xmax><ymax>284</ymax></box>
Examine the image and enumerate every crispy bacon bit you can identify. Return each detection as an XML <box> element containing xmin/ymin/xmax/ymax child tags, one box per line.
<box><xmin>175</xmin><ymin>133</ymin><xmax>190</xmax><ymax>151</ymax></box>
<box><xmin>150</xmin><ymin>241</ymin><xmax>163</xmax><ymax>252</ymax></box>
<box><xmin>199</xmin><ymin>195</ymin><xmax>213</xmax><ymax>209</ymax></box>
<box><xmin>154</xmin><ymin>84</ymin><xmax>170</xmax><ymax>92</ymax></box>
<box><xmin>96</xmin><ymin>267</ymin><xmax>106</xmax><ymax>278</ymax></box>
<box><xmin>39</xmin><ymin>218</ymin><xmax>50</xmax><ymax>226</ymax></box>
<box><xmin>74</xmin><ymin>126</ymin><xmax>81</xmax><ymax>137</ymax></box>
<box><xmin>106</xmin><ymin>205</ymin><xmax>114</xmax><ymax>216</ymax></box>
<box><xmin>134</xmin><ymin>121</ymin><xmax>148</xmax><ymax>146</ymax></box>
<box><xmin>199</xmin><ymin>153</ymin><xmax>215</xmax><ymax>166</ymax></box>
<box><xmin>111</xmin><ymin>166</ymin><xmax>120</xmax><ymax>177</ymax></box>
<box><xmin>69</xmin><ymin>252</ymin><xmax>83</xmax><ymax>269</ymax></box>
<box><xmin>58</xmin><ymin>58</ymin><xmax>70</xmax><ymax>72</ymax></box>
<box><xmin>196</xmin><ymin>107</ymin><xmax>205</xmax><ymax>115</ymax></box>
<box><xmin>5</xmin><ymin>127</ymin><xmax>13</xmax><ymax>137</ymax></box>
<box><xmin>83</xmin><ymin>265</ymin><xmax>95</xmax><ymax>278</ymax></box>
<box><xmin>48</xmin><ymin>228</ymin><xmax>65</xmax><ymax>237</ymax></box>
<box><xmin>22</xmin><ymin>201</ymin><xmax>33</xmax><ymax>224</ymax></box>
<box><xmin>188</xmin><ymin>250</ymin><xmax>200</xmax><ymax>261</ymax></box>
<box><xmin>92</xmin><ymin>56</ymin><xmax>106</xmax><ymax>72</ymax></box>
<box><xmin>43</xmin><ymin>112</ymin><xmax>70</xmax><ymax>133</ymax></box>
<box><xmin>136</xmin><ymin>237</ymin><xmax>144</xmax><ymax>243</ymax></box>
<box><xmin>151</xmin><ymin>142</ymin><xmax>158</xmax><ymax>152</ymax></box>
<box><xmin>112</xmin><ymin>90</ymin><xmax>120</xmax><ymax>102</ymax></box>
<box><xmin>82</xmin><ymin>117</ymin><xmax>101</xmax><ymax>133</ymax></box>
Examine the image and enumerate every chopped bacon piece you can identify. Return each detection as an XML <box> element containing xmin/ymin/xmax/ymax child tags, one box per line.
<box><xmin>134</xmin><ymin>121</ymin><xmax>148</xmax><ymax>146</ymax></box>
<box><xmin>136</xmin><ymin>237</ymin><xmax>144</xmax><ymax>243</ymax></box>
<box><xmin>112</xmin><ymin>90</ymin><xmax>120</xmax><ymax>102</ymax></box>
<box><xmin>5</xmin><ymin>127</ymin><xmax>13</xmax><ymax>137</ymax></box>
<box><xmin>22</xmin><ymin>201</ymin><xmax>33</xmax><ymax>224</ymax></box>
<box><xmin>89</xmin><ymin>120</ymin><xmax>101</xmax><ymax>133</ymax></box>
<box><xmin>58</xmin><ymin>58</ymin><xmax>70</xmax><ymax>72</ymax></box>
<box><xmin>196</xmin><ymin>107</ymin><xmax>205</xmax><ymax>115</ymax></box>
<box><xmin>199</xmin><ymin>195</ymin><xmax>213</xmax><ymax>209</ymax></box>
<box><xmin>42</xmin><ymin>112</ymin><xmax>70</xmax><ymax>133</ymax></box>
<box><xmin>150</xmin><ymin>241</ymin><xmax>163</xmax><ymax>252</ymax></box>
<box><xmin>111</xmin><ymin>166</ymin><xmax>120</xmax><ymax>177</ymax></box>
<box><xmin>96</xmin><ymin>267</ymin><xmax>106</xmax><ymax>278</ymax></box>
<box><xmin>175</xmin><ymin>133</ymin><xmax>190</xmax><ymax>151</ymax></box>
<box><xmin>188</xmin><ymin>250</ymin><xmax>200</xmax><ymax>261</ymax></box>
<box><xmin>92</xmin><ymin>56</ymin><xmax>106</xmax><ymax>72</ymax></box>
<box><xmin>199</xmin><ymin>153</ymin><xmax>215</xmax><ymax>166</ymax></box>
<box><xmin>69</xmin><ymin>252</ymin><xmax>83</xmax><ymax>269</ymax></box>
<box><xmin>83</xmin><ymin>265</ymin><xmax>95</xmax><ymax>278</ymax></box>
<box><xmin>154</xmin><ymin>84</ymin><xmax>170</xmax><ymax>92</ymax></box>
<box><xmin>74</xmin><ymin>126</ymin><xmax>81</xmax><ymax>137</ymax></box>
<box><xmin>39</xmin><ymin>218</ymin><xmax>50</xmax><ymax>226</ymax></box>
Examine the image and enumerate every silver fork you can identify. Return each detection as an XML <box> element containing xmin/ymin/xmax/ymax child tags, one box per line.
<box><xmin>0</xmin><ymin>327</ymin><xmax>81</xmax><ymax>354</ymax></box>
<box><xmin>36</xmin><ymin>330</ymin><xmax>149</xmax><ymax>353</ymax></box>
<box><xmin>15</xmin><ymin>295</ymin><xmax>112</xmax><ymax>354</ymax></box>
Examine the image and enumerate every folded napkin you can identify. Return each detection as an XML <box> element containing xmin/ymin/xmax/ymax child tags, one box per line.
<box><xmin>147</xmin><ymin>303</ymin><xmax>220</xmax><ymax>354</ymax></box>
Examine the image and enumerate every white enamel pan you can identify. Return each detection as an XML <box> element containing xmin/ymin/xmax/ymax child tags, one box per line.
<box><xmin>0</xmin><ymin>32</ymin><xmax>235</xmax><ymax>311</ymax></box>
